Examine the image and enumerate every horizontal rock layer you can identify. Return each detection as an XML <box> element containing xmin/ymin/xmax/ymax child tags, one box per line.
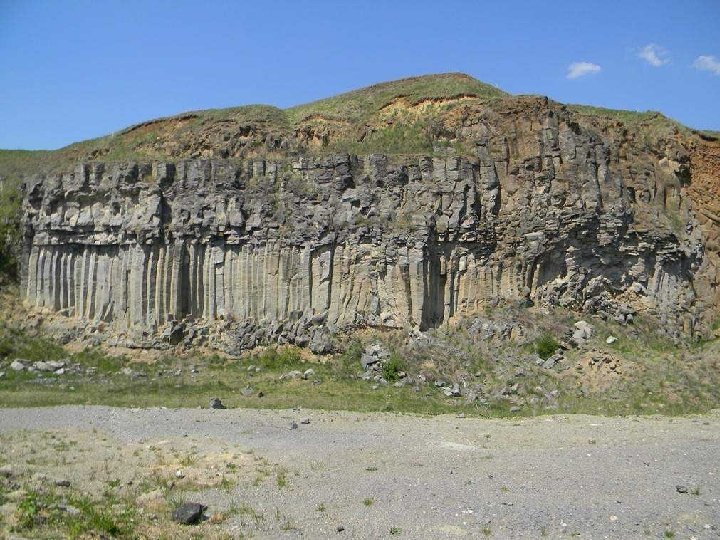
<box><xmin>20</xmin><ymin>109</ymin><xmax>708</xmax><ymax>349</ymax></box>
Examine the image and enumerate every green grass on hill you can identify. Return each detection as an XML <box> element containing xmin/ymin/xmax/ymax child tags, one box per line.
<box><xmin>567</xmin><ymin>104</ymin><xmax>690</xmax><ymax>136</ymax></box>
<box><xmin>0</xmin><ymin>73</ymin><xmax>711</xmax><ymax>176</ymax></box>
<box><xmin>286</xmin><ymin>72</ymin><xmax>506</xmax><ymax>123</ymax></box>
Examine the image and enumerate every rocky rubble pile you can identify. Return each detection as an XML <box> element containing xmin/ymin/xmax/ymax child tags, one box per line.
<box><xmin>7</xmin><ymin>358</ymin><xmax>76</xmax><ymax>376</ymax></box>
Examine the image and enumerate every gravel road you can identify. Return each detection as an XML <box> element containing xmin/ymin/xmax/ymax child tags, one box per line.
<box><xmin>1</xmin><ymin>406</ymin><xmax>718</xmax><ymax>539</ymax></box>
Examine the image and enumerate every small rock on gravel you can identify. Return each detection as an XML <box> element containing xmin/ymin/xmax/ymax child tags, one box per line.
<box><xmin>300</xmin><ymin>418</ymin><xmax>311</xmax><ymax>425</ymax></box>
<box><xmin>676</xmin><ymin>485</ymin><xmax>688</xmax><ymax>494</ymax></box>
<box><xmin>209</xmin><ymin>398</ymin><xmax>226</xmax><ymax>409</ymax></box>
<box><xmin>55</xmin><ymin>479</ymin><xmax>71</xmax><ymax>487</ymax></box>
<box><xmin>172</xmin><ymin>502</ymin><xmax>207</xmax><ymax>525</ymax></box>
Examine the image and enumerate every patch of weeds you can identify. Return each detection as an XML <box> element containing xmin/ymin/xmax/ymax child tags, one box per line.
<box><xmin>51</xmin><ymin>439</ymin><xmax>78</xmax><ymax>453</ymax></box>
<box><xmin>107</xmin><ymin>478</ymin><xmax>121</xmax><ymax>489</ymax></box>
<box><xmin>178</xmin><ymin>452</ymin><xmax>198</xmax><ymax>466</ymax></box>
<box><xmin>236</xmin><ymin>503</ymin><xmax>265</xmax><ymax>525</ymax></box>
<box><xmin>363</xmin><ymin>497</ymin><xmax>374</xmax><ymax>507</ymax></box>
<box><xmin>316</xmin><ymin>502</ymin><xmax>326</xmax><ymax>512</ymax></box>
<box><xmin>252</xmin><ymin>472</ymin><xmax>268</xmax><ymax>486</ymax></box>
<box><xmin>482</xmin><ymin>525</ymin><xmax>492</xmax><ymax>536</ymax></box>
<box><xmin>280</xmin><ymin>519</ymin><xmax>298</xmax><ymax>531</ymax></box>
<box><xmin>256</xmin><ymin>346</ymin><xmax>304</xmax><ymax>371</ymax></box>
<box><xmin>276</xmin><ymin>467</ymin><xmax>288</xmax><ymax>488</ymax></box>
<box><xmin>205</xmin><ymin>353</ymin><xmax>227</xmax><ymax>370</ymax></box>
<box><xmin>365</xmin><ymin>466</ymin><xmax>378</xmax><ymax>472</ymax></box>
<box><xmin>73</xmin><ymin>347</ymin><xmax>126</xmax><ymax>374</ymax></box>
<box><xmin>219</xmin><ymin>475</ymin><xmax>234</xmax><ymax>491</ymax></box>
<box><xmin>11</xmin><ymin>488</ymin><xmax>135</xmax><ymax>538</ymax></box>
<box><xmin>390</xmin><ymin>526</ymin><xmax>402</xmax><ymax>535</ymax></box>
<box><xmin>13</xmin><ymin>491</ymin><xmax>44</xmax><ymax>531</ymax></box>
<box><xmin>143</xmin><ymin>472</ymin><xmax>173</xmax><ymax>493</ymax></box>
<box><xmin>690</xmin><ymin>486</ymin><xmax>701</xmax><ymax>496</ymax></box>
<box><xmin>66</xmin><ymin>495</ymin><xmax>133</xmax><ymax>538</ymax></box>
<box><xmin>664</xmin><ymin>530</ymin><xmax>675</xmax><ymax>539</ymax></box>
<box><xmin>335</xmin><ymin>340</ymin><xmax>363</xmax><ymax>378</ymax></box>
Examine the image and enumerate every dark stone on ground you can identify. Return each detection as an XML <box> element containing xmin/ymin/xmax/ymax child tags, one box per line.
<box><xmin>172</xmin><ymin>502</ymin><xmax>207</xmax><ymax>525</ymax></box>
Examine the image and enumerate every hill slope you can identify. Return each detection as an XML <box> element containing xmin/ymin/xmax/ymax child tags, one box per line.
<box><xmin>3</xmin><ymin>72</ymin><xmax>709</xmax><ymax>175</ymax></box>
<box><xmin>2</xmin><ymin>73</ymin><xmax>720</xmax><ymax>341</ymax></box>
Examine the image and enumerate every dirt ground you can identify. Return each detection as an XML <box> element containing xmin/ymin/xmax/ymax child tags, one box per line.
<box><xmin>1</xmin><ymin>406</ymin><xmax>719</xmax><ymax>539</ymax></box>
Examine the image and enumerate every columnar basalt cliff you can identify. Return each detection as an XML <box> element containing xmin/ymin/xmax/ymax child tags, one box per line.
<box><xmin>10</xmin><ymin>74</ymin><xmax>720</xmax><ymax>350</ymax></box>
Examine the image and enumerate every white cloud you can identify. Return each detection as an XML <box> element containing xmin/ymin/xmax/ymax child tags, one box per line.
<box><xmin>566</xmin><ymin>62</ymin><xmax>602</xmax><ymax>79</ymax></box>
<box><xmin>638</xmin><ymin>44</ymin><xmax>669</xmax><ymax>67</ymax></box>
<box><xmin>693</xmin><ymin>55</ymin><xmax>720</xmax><ymax>75</ymax></box>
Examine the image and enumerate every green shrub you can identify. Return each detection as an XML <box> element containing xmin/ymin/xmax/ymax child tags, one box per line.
<box><xmin>382</xmin><ymin>354</ymin><xmax>405</xmax><ymax>382</ymax></box>
<box><xmin>535</xmin><ymin>335</ymin><xmax>559</xmax><ymax>360</ymax></box>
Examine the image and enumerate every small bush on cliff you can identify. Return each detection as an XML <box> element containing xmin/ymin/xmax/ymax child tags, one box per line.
<box><xmin>382</xmin><ymin>354</ymin><xmax>406</xmax><ymax>382</ymax></box>
<box><xmin>535</xmin><ymin>334</ymin><xmax>560</xmax><ymax>360</ymax></box>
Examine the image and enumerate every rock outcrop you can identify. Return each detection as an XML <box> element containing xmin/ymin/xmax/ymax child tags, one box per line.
<box><xmin>14</xmin><ymin>74</ymin><xmax>720</xmax><ymax>350</ymax></box>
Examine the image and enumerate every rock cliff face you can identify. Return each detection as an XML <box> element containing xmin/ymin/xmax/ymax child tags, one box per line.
<box><xmin>14</xmin><ymin>75</ymin><xmax>720</xmax><ymax>350</ymax></box>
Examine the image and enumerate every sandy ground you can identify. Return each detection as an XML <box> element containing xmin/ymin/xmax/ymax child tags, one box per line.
<box><xmin>1</xmin><ymin>406</ymin><xmax>719</xmax><ymax>539</ymax></box>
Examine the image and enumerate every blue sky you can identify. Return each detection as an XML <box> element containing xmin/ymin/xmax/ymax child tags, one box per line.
<box><xmin>1</xmin><ymin>0</ymin><xmax>719</xmax><ymax>150</ymax></box>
